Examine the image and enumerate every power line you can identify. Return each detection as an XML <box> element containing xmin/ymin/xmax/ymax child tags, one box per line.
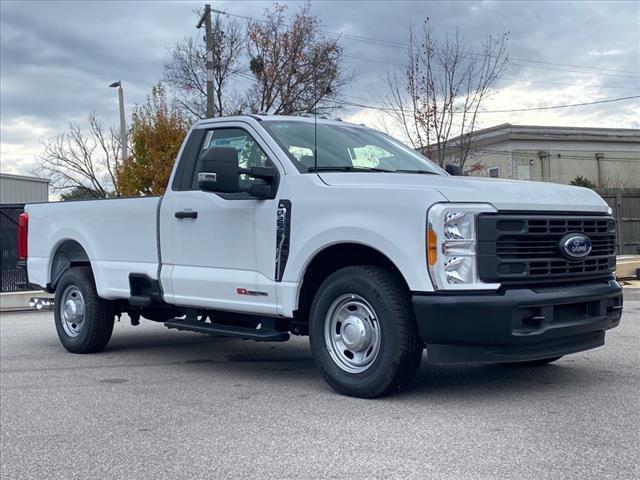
<box><xmin>212</xmin><ymin>7</ymin><xmax>640</xmax><ymax>78</ymax></box>
<box><xmin>342</xmin><ymin>53</ymin><xmax>640</xmax><ymax>90</ymax></box>
<box><xmin>506</xmin><ymin>61</ymin><xmax>640</xmax><ymax>79</ymax></box>
<box><xmin>496</xmin><ymin>57</ymin><xmax>640</xmax><ymax>75</ymax></box>
<box><xmin>499</xmin><ymin>77</ymin><xmax>639</xmax><ymax>91</ymax></box>
<box><xmin>324</xmin><ymin>30</ymin><xmax>640</xmax><ymax>77</ymax></box>
<box><xmin>479</xmin><ymin>95</ymin><xmax>640</xmax><ymax>113</ymax></box>
<box><xmin>326</xmin><ymin>31</ymin><xmax>640</xmax><ymax>75</ymax></box>
<box><xmin>343</xmin><ymin>52</ymin><xmax>640</xmax><ymax>81</ymax></box>
<box><xmin>343</xmin><ymin>53</ymin><xmax>403</xmax><ymax>67</ymax></box>
<box><xmin>327</xmin><ymin>94</ymin><xmax>640</xmax><ymax>114</ymax></box>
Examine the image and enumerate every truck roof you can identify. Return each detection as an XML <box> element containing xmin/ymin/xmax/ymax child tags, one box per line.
<box><xmin>194</xmin><ymin>114</ymin><xmax>364</xmax><ymax>129</ymax></box>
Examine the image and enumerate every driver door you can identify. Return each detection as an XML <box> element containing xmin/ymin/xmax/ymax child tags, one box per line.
<box><xmin>160</xmin><ymin>123</ymin><xmax>282</xmax><ymax>315</ymax></box>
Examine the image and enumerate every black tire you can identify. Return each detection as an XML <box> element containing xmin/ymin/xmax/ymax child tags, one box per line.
<box><xmin>503</xmin><ymin>356</ymin><xmax>563</xmax><ymax>367</ymax></box>
<box><xmin>309</xmin><ymin>266</ymin><xmax>423</xmax><ymax>398</ymax></box>
<box><xmin>54</xmin><ymin>266</ymin><xmax>115</xmax><ymax>354</ymax></box>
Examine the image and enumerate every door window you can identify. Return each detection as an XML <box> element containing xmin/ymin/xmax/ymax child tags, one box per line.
<box><xmin>199</xmin><ymin>128</ymin><xmax>272</xmax><ymax>189</ymax></box>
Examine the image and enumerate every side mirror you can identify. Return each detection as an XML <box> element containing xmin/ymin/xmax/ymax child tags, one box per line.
<box><xmin>197</xmin><ymin>147</ymin><xmax>240</xmax><ymax>193</ymax></box>
<box><xmin>445</xmin><ymin>164</ymin><xmax>464</xmax><ymax>176</ymax></box>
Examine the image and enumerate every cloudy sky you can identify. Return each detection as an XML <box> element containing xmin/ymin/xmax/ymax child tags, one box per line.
<box><xmin>1</xmin><ymin>0</ymin><xmax>639</xmax><ymax>176</ymax></box>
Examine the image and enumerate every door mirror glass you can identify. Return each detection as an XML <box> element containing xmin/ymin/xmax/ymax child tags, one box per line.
<box><xmin>197</xmin><ymin>147</ymin><xmax>240</xmax><ymax>193</ymax></box>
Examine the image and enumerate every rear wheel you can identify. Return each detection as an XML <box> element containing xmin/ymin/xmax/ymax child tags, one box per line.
<box><xmin>309</xmin><ymin>266</ymin><xmax>423</xmax><ymax>398</ymax></box>
<box><xmin>54</xmin><ymin>266</ymin><xmax>114</xmax><ymax>353</ymax></box>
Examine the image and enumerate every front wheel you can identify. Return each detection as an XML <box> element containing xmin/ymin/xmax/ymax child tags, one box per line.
<box><xmin>309</xmin><ymin>266</ymin><xmax>423</xmax><ymax>398</ymax></box>
<box><xmin>54</xmin><ymin>266</ymin><xmax>115</xmax><ymax>353</ymax></box>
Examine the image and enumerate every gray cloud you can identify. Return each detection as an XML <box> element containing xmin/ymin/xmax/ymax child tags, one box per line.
<box><xmin>1</xmin><ymin>0</ymin><xmax>638</xmax><ymax>173</ymax></box>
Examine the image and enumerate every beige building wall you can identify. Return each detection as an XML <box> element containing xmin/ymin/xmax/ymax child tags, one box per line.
<box><xmin>444</xmin><ymin>136</ymin><xmax>639</xmax><ymax>187</ymax></box>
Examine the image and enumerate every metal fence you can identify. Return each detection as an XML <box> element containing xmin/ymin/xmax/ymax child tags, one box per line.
<box><xmin>0</xmin><ymin>204</ymin><xmax>27</xmax><ymax>292</ymax></box>
<box><xmin>596</xmin><ymin>189</ymin><xmax>640</xmax><ymax>255</ymax></box>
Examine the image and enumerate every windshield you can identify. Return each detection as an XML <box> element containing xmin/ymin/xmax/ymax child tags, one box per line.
<box><xmin>262</xmin><ymin>120</ymin><xmax>443</xmax><ymax>175</ymax></box>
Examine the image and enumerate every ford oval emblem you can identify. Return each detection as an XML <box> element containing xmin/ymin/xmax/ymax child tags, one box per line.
<box><xmin>560</xmin><ymin>234</ymin><xmax>592</xmax><ymax>260</ymax></box>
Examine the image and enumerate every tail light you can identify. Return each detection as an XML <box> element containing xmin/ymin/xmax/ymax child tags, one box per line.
<box><xmin>18</xmin><ymin>212</ymin><xmax>28</xmax><ymax>260</ymax></box>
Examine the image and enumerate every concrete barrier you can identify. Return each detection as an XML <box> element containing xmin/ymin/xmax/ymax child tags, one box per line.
<box><xmin>0</xmin><ymin>291</ymin><xmax>53</xmax><ymax>312</ymax></box>
<box><xmin>617</xmin><ymin>255</ymin><xmax>640</xmax><ymax>280</ymax></box>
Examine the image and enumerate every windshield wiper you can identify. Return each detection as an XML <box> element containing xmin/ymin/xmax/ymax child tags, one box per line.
<box><xmin>307</xmin><ymin>166</ymin><xmax>392</xmax><ymax>173</ymax></box>
<box><xmin>393</xmin><ymin>169</ymin><xmax>439</xmax><ymax>175</ymax></box>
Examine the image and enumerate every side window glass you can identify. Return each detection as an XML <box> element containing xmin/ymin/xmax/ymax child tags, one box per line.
<box><xmin>201</xmin><ymin>128</ymin><xmax>271</xmax><ymax>188</ymax></box>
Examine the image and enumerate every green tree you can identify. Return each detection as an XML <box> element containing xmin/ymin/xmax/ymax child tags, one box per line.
<box><xmin>60</xmin><ymin>186</ymin><xmax>102</xmax><ymax>201</ymax></box>
<box><xmin>570</xmin><ymin>175</ymin><xmax>597</xmax><ymax>189</ymax></box>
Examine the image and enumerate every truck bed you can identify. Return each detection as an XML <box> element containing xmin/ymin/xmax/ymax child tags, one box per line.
<box><xmin>26</xmin><ymin>196</ymin><xmax>160</xmax><ymax>299</ymax></box>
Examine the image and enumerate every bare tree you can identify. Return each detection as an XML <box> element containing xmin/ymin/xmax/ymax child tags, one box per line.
<box><xmin>35</xmin><ymin>113</ymin><xmax>121</xmax><ymax>198</ymax></box>
<box><xmin>163</xmin><ymin>13</ymin><xmax>244</xmax><ymax>120</ymax></box>
<box><xmin>246</xmin><ymin>3</ymin><xmax>349</xmax><ymax>115</ymax></box>
<box><xmin>163</xmin><ymin>4</ymin><xmax>349</xmax><ymax>118</ymax></box>
<box><xmin>384</xmin><ymin>27</ymin><xmax>426</xmax><ymax>150</ymax></box>
<box><xmin>384</xmin><ymin>20</ymin><xmax>509</xmax><ymax>169</ymax></box>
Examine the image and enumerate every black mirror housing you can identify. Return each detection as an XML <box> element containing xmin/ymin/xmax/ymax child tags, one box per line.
<box><xmin>244</xmin><ymin>166</ymin><xmax>277</xmax><ymax>183</ymax></box>
<box><xmin>197</xmin><ymin>147</ymin><xmax>240</xmax><ymax>193</ymax></box>
<box><xmin>248</xmin><ymin>183</ymin><xmax>273</xmax><ymax>199</ymax></box>
<box><xmin>197</xmin><ymin>146</ymin><xmax>278</xmax><ymax>199</ymax></box>
<box><xmin>445</xmin><ymin>164</ymin><xmax>464</xmax><ymax>176</ymax></box>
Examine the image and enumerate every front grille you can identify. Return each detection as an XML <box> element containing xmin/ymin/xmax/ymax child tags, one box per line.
<box><xmin>478</xmin><ymin>214</ymin><xmax>616</xmax><ymax>284</ymax></box>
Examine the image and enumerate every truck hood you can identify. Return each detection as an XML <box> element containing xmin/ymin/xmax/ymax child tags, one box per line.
<box><xmin>319</xmin><ymin>173</ymin><xmax>610</xmax><ymax>213</ymax></box>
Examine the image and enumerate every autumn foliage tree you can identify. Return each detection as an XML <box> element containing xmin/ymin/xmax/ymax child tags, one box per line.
<box><xmin>117</xmin><ymin>84</ymin><xmax>189</xmax><ymax>196</ymax></box>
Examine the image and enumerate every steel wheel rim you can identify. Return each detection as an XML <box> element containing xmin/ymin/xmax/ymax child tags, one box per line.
<box><xmin>324</xmin><ymin>294</ymin><xmax>381</xmax><ymax>373</ymax></box>
<box><xmin>60</xmin><ymin>285</ymin><xmax>85</xmax><ymax>338</ymax></box>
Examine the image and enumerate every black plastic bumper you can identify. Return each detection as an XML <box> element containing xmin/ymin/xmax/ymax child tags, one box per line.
<box><xmin>412</xmin><ymin>280</ymin><xmax>623</xmax><ymax>364</ymax></box>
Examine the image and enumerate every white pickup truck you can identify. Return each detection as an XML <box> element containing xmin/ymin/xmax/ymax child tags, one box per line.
<box><xmin>19</xmin><ymin>115</ymin><xmax>623</xmax><ymax>397</ymax></box>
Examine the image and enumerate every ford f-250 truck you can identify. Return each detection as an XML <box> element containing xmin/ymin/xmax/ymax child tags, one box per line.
<box><xmin>19</xmin><ymin>115</ymin><xmax>623</xmax><ymax>398</ymax></box>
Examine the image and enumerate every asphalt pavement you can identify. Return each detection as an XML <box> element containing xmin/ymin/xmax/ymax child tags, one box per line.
<box><xmin>1</xmin><ymin>290</ymin><xmax>638</xmax><ymax>480</ymax></box>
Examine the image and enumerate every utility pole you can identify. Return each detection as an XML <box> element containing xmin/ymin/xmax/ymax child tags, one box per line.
<box><xmin>197</xmin><ymin>4</ymin><xmax>215</xmax><ymax>118</ymax></box>
<box><xmin>109</xmin><ymin>81</ymin><xmax>127</xmax><ymax>162</ymax></box>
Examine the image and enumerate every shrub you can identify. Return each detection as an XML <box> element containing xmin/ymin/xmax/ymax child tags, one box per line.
<box><xmin>570</xmin><ymin>175</ymin><xmax>597</xmax><ymax>189</ymax></box>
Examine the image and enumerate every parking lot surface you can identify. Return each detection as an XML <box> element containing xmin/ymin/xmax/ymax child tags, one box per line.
<box><xmin>1</xmin><ymin>291</ymin><xmax>638</xmax><ymax>480</ymax></box>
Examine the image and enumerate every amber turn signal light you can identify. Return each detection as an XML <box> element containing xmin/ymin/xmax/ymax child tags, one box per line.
<box><xmin>427</xmin><ymin>228</ymin><xmax>438</xmax><ymax>266</ymax></box>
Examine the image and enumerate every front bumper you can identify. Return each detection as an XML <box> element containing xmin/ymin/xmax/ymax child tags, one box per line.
<box><xmin>412</xmin><ymin>280</ymin><xmax>623</xmax><ymax>364</ymax></box>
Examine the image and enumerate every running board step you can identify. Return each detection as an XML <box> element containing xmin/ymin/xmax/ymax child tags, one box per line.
<box><xmin>164</xmin><ymin>319</ymin><xmax>290</xmax><ymax>342</ymax></box>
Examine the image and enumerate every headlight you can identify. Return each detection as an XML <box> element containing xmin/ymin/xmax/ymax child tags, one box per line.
<box><xmin>427</xmin><ymin>203</ymin><xmax>500</xmax><ymax>290</ymax></box>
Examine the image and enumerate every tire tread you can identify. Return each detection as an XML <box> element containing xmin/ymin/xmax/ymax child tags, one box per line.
<box><xmin>310</xmin><ymin>265</ymin><xmax>423</xmax><ymax>398</ymax></box>
<box><xmin>55</xmin><ymin>266</ymin><xmax>114</xmax><ymax>354</ymax></box>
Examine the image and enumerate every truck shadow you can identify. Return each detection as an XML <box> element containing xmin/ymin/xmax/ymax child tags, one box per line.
<box><xmin>401</xmin><ymin>357</ymin><xmax>616</xmax><ymax>400</ymax></box>
<box><xmin>102</xmin><ymin>327</ymin><xmax>612</xmax><ymax>400</ymax></box>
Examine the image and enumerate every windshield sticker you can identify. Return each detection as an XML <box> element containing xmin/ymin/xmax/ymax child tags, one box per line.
<box><xmin>209</xmin><ymin>136</ymin><xmax>247</xmax><ymax>151</ymax></box>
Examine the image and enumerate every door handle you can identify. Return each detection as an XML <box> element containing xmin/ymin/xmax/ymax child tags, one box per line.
<box><xmin>175</xmin><ymin>210</ymin><xmax>198</xmax><ymax>219</ymax></box>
